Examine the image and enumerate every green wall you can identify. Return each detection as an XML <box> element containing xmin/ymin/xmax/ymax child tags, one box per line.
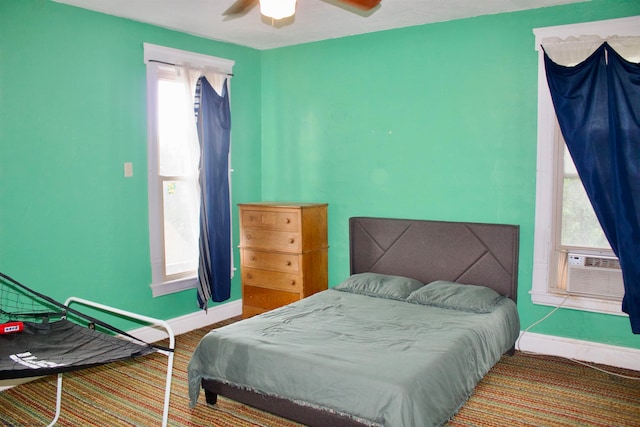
<box><xmin>2</xmin><ymin>0</ymin><xmax>640</xmax><ymax>348</ymax></box>
<box><xmin>0</xmin><ymin>0</ymin><xmax>261</xmax><ymax>325</ymax></box>
<box><xmin>260</xmin><ymin>1</ymin><xmax>640</xmax><ymax>348</ymax></box>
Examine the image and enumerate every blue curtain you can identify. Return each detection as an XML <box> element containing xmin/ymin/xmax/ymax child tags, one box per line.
<box><xmin>544</xmin><ymin>43</ymin><xmax>640</xmax><ymax>333</ymax></box>
<box><xmin>194</xmin><ymin>77</ymin><xmax>231</xmax><ymax>308</ymax></box>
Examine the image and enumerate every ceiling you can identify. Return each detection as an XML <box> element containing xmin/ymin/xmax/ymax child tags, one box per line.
<box><xmin>53</xmin><ymin>0</ymin><xmax>586</xmax><ymax>50</ymax></box>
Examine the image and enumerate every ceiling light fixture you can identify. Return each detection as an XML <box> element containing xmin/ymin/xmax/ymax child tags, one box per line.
<box><xmin>259</xmin><ymin>0</ymin><xmax>297</xmax><ymax>20</ymax></box>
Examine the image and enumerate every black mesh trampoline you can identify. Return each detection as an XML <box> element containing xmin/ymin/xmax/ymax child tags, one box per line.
<box><xmin>0</xmin><ymin>272</ymin><xmax>175</xmax><ymax>427</ymax></box>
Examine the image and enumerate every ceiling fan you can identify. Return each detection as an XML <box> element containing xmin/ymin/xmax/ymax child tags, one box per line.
<box><xmin>223</xmin><ymin>0</ymin><xmax>381</xmax><ymax>21</ymax></box>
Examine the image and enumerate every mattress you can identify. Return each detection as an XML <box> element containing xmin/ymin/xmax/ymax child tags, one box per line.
<box><xmin>188</xmin><ymin>288</ymin><xmax>520</xmax><ymax>427</ymax></box>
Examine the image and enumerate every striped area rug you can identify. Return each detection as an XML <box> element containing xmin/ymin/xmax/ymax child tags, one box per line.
<box><xmin>1</xmin><ymin>318</ymin><xmax>639</xmax><ymax>426</ymax></box>
<box><xmin>447</xmin><ymin>352</ymin><xmax>640</xmax><ymax>427</ymax></box>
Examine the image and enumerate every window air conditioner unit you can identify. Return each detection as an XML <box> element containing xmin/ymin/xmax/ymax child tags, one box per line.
<box><xmin>566</xmin><ymin>253</ymin><xmax>624</xmax><ymax>300</ymax></box>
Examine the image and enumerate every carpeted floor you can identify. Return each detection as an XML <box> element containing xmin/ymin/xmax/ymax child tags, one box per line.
<box><xmin>1</xmin><ymin>317</ymin><xmax>639</xmax><ymax>426</ymax></box>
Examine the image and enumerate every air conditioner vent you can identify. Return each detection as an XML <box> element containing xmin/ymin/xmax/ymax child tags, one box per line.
<box><xmin>567</xmin><ymin>253</ymin><xmax>624</xmax><ymax>300</ymax></box>
<box><xmin>583</xmin><ymin>256</ymin><xmax>621</xmax><ymax>269</ymax></box>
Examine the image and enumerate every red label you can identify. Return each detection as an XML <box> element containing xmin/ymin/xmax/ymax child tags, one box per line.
<box><xmin>0</xmin><ymin>321</ymin><xmax>24</xmax><ymax>334</ymax></box>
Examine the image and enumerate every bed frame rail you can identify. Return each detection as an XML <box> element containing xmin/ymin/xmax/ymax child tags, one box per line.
<box><xmin>202</xmin><ymin>379</ymin><xmax>375</xmax><ymax>427</ymax></box>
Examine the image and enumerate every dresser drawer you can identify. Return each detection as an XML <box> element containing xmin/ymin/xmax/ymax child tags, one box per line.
<box><xmin>241</xmin><ymin>249</ymin><xmax>300</xmax><ymax>273</ymax></box>
<box><xmin>243</xmin><ymin>285</ymin><xmax>299</xmax><ymax>313</ymax></box>
<box><xmin>241</xmin><ymin>209</ymin><xmax>300</xmax><ymax>232</ymax></box>
<box><xmin>240</xmin><ymin>229</ymin><xmax>301</xmax><ymax>252</ymax></box>
<box><xmin>242</xmin><ymin>267</ymin><xmax>302</xmax><ymax>293</ymax></box>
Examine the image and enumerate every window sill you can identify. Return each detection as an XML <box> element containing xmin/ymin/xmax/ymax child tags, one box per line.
<box><xmin>150</xmin><ymin>276</ymin><xmax>198</xmax><ymax>297</ymax></box>
<box><xmin>530</xmin><ymin>290</ymin><xmax>626</xmax><ymax>316</ymax></box>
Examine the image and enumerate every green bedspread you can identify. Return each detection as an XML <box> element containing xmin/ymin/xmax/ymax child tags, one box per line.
<box><xmin>188</xmin><ymin>289</ymin><xmax>520</xmax><ymax>427</ymax></box>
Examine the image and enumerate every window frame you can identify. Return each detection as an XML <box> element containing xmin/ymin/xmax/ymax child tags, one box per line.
<box><xmin>531</xmin><ymin>16</ymin><xmax>640</xmax><ymax>315</ymax></box>
<box><xmin>144</xmin><ymin>43</ymin><xmax>234</xmax><ymax>297</ymax></box>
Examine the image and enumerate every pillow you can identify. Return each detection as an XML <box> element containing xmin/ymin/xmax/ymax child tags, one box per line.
<box><xmin>406</xmin><ymin>280</ymin><xmax>504</xmax><ymax>313</ymax></box>
<box><xmin>333</xmin><ymin>273</ymin><xmax>425</xmax><ymax>301</ymax></box>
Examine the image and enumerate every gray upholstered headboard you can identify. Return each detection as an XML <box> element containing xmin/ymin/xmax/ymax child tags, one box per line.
<box><xmin>349</xmin><ymin>217</ymin><xmax>519</xmax><ymax>302</ymax></box>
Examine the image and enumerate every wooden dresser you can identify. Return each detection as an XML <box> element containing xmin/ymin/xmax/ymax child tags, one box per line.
<box><xmin>238</xmin><ymin>202</ymin><xmax>328</xmax><ymax>318</ymax></box>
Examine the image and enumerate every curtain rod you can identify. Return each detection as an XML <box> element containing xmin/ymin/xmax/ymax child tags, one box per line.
<box><xmin>148</xmin><ymin>59</ymin><xmax>234</xmax><ymax>77</ymax></box>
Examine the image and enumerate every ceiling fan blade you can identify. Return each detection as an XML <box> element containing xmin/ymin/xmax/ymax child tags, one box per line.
<box><xmin>336</xmin><ymin>0</ymin><xmax>381</xmax><ymax>10</ymax></box>
<box><xmin>223</xmin><ymin>0</ymin><xmax>258</xmax><ymax>16</ymax></box>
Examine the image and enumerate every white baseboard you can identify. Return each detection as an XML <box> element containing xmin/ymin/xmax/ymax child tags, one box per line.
<box><xmin>129</xmin><ymin>299</ymin><xmax>242</xmax><ymax>344</ymax></box>
<box><xmin>517</xmin><ymin>331</ymin><xmax>640</xmax><ymax>372</ymax></box>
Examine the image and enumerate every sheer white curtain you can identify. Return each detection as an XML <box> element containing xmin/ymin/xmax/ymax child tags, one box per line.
<box><xmin>158</xmin><ymin>64</ymin><xmax>229</xmax><ymax>277</ymax></box>
<box><xmin>542</xmin><ymin>35</ymin><xmax>640</xmax><ymax>66</ymax></box>
<box><xmin>157</xmin><ymin>65</ymin><xmax>202</xmax><ymax>275</ymax></box>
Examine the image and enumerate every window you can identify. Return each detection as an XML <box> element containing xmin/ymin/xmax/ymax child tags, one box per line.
<box><xmin>144</xmin><ymin>43</ymin><xmax>234</xmax><ymax>297</ymax></box>
<box><xmin>549</xmin><ymin>126</ymin><xmax>623</xmax><ymax>301</ymax></box>
<box><xmin>559</xmin><ymin>143</ymin><xmax>609</xmax><ymax>251</ymax></box>
<box><xmin>531</xmin><ymin>17</ymin><xmax>640</xmax><ymax>314</ymax></box>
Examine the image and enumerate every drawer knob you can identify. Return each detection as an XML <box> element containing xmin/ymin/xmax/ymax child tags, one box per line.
<box><xmin>288</xmin><ymin>238</ymin><xmax>295</xmax><ymax>244</ymax></box>
<box><xmin>246</xmin><ymin>234</ymin><xmax>252</xmax><ymax>240</ymax></box>
<box><xmin>290</xmin><ymin>280</ymin><xmax>296</xmax><ymax>286</ymax></box>
<box><xmin>247</xmin><ymin>273</ymin><xmax>253</xmax><ymax>279</ymax></box>
<box><xmin>250</xmin><ymin>255</ymin><xmax>256</xmax><ymax>261</ymax></box>
<box><xmin>286</xmin><ymin>260</ymin><xmax>292</xmax><ymax>266</ymax></box>
<box><xmin>285</xmin><ymin>218</ymin><xmax>291</xmax><ymax>224</ymax></box>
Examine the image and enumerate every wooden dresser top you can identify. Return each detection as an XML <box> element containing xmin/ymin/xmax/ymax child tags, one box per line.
<box><xmin>238</xmin><ymin>202</ymin><xmax>328</xmax><ymax>209</ymax></box>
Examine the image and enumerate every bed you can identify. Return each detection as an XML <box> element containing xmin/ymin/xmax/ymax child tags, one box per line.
<box><xmin>188</xmin><ymin>217</ymin><xmax>520</xmax><ymax>427</ymax></box>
